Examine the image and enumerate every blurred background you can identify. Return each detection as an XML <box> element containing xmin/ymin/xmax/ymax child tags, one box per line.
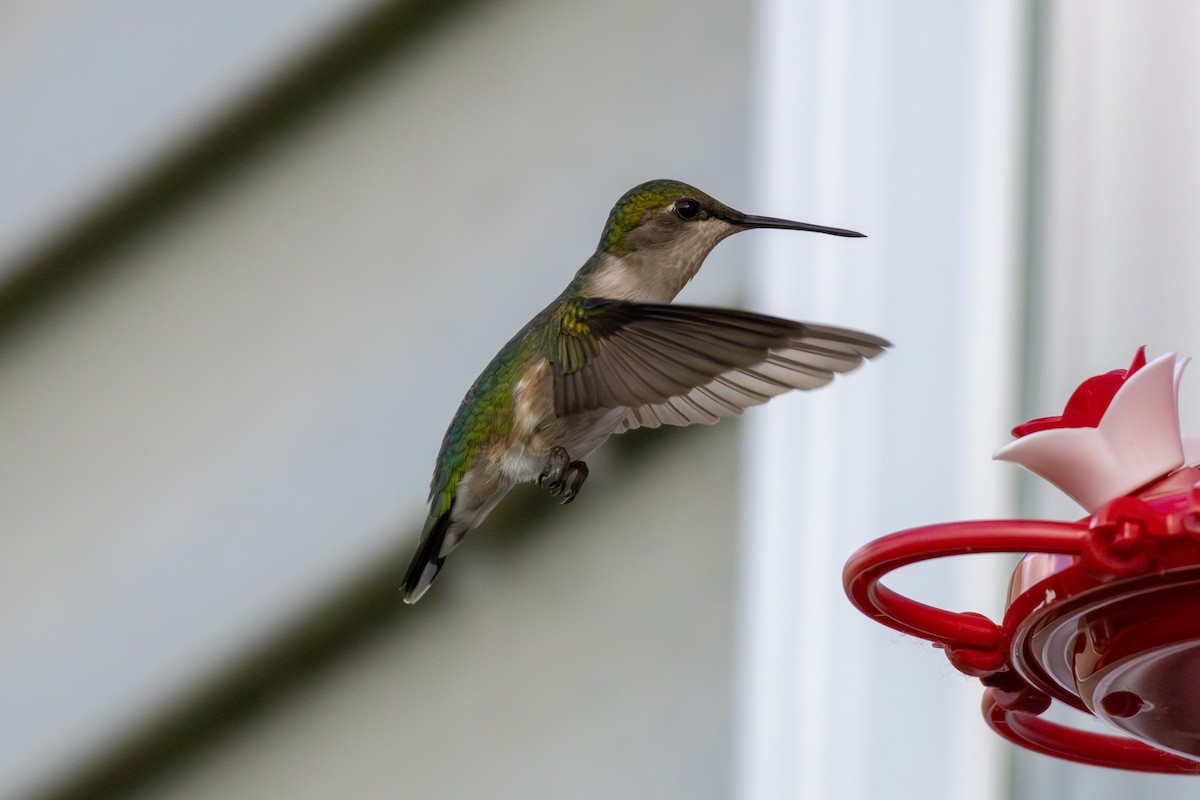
<box><xmin>2</xmin><ymin>0</ymin><xmax>1200</xmax><ymax>798</ymax></box>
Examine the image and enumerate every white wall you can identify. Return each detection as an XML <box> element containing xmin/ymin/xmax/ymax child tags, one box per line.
<box><xmin>0</xmin><ymin>0</ymin><xmax>756</xmax><ymax>795</ymax></box>
<box><xmin>739</xmin><ymin>2</ymin><xmax>1022</xmax><ymax>799</ymax></box>
<box><xmin>1016</xmin><ymin>2</ymin><xmax>1200</xmax><ymax>795</ymax></box>
<box><xmin>122</xmin><ymin>424</ymin><xmax>744</xmax><ymax>800</ymax></box>
<box><xmin>10</xmin><ymin>0</ymin><xmax>1200</xmax><ymax>798</ymax></box>
<box><xmin>0</xmin><ymin>0</ymin><xmax>380</xmax><ymax>279</ymax></box>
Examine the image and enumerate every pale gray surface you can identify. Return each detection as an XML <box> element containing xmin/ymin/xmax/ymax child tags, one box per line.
<box><xmin>0</xmin><ymin>0</ymin><xmax>753</xmax><ymax>795</ymax></box>
<box><xmin>0</xmin><ymin>0</ymin><xmax>384</xmax><ymax>278</ymax></box>
<box><xmin>12</xmin><ymin>0</ymin><xmax>1200</xmax><ymax>796</ymax></box>
<box><xmin>125</xmin><ymin>425</ymin><xmax>739</xmax><ymax>800</ymax></box>
<box><xmin>1014</xmin><ymin>1</ymin><xmax>1200</xmax><ymax>797</ymax></box>
<box><xmin>1028</xmin><ymin>0</ymin><xmax>1200</xmax><ymax>463</ymax></box>
<box><xmin>739</xmin><ymin>2</ymin><xmax>1022</xmax><ymax>799</ymax></box>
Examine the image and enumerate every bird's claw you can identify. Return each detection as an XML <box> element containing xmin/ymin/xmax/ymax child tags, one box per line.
<box><xmin>539</xmin><ymin>446</ymin><xmax>588</xmax><ymax>504</ymax></box>
<box><xmin>557</xmin><ymin>460</ymin><xmax>588</xmax><ymax>504</ymax></box>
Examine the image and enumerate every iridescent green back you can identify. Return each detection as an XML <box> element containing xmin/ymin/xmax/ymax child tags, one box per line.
<box><xmin>426</xmin><ymin>304</ymin><xmax>555</xmax><ymax>520</ymax></box>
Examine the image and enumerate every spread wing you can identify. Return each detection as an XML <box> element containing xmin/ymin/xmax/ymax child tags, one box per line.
<box><xmin>551</xmin><ymin>298</ymin><xmax>889</xmax><ymax>432</ymax></box>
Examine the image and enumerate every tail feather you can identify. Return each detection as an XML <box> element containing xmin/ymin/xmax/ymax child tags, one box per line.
<box><xmin>401</xmin><ymin>508</ymin><xmax>453</xmax><ymax>604</ymax></box>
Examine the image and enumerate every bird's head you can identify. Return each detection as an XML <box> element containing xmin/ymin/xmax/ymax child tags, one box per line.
<box><xmin>583</xmin><ymin>179</ymin><xmax>864</xmax><ymax>301</ymax></box>
<box><xmin>598</xmin><ymin>179</ymin><xmax>864</xmax><ymax>256</ymax></box>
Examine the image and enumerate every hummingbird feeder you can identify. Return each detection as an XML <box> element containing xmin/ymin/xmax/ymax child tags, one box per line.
<box><xmin>845</xmin><ymin>348</ymin><xmax>1200</xmax><ymax>772</ymax></box>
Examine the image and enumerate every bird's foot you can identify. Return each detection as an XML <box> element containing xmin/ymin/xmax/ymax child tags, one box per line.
<box><xmin>539</xmin><ymin>446</ymin><xmax>589</xmax><ymax>504</ymax></box>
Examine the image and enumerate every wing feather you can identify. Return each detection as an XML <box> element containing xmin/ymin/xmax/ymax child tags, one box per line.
<box><xmin>552</xmin><ymin>298</ymin><xmax>889</xmax><ymax>432</ymax></box>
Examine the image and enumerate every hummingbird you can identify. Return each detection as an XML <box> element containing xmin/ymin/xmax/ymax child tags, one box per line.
<box><xmin>401</xmin><ymin>179</ymin><xmax>889</xmax><ymax>603</ymax></box>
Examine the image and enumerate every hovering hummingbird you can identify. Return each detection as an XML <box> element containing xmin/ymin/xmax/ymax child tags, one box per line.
<box><xmin>401</xmin><ymin>179</ymin><xmax>889</xmax><ymax>602</ymax></box>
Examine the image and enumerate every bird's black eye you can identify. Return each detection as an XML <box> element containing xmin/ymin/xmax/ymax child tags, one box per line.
<box><xmin>674</xmin><ymin>198</ymin><xmax>701</xmax><ymax>220</ymax></box>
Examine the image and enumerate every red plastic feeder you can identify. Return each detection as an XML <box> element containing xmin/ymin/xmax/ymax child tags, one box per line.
<box><xmin>845</xmin><ymin>349</ymin><xmax>1200</xmax><ymax>772</ymax></box>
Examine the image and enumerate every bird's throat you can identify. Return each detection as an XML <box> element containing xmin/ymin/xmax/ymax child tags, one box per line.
<box><xmin>580</xmin><ymin>250</ymin><xmax>701</xmax><ymax>302</ymax></box>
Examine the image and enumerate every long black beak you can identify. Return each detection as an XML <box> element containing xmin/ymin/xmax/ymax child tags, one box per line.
<box><xmin>727</xmin><ymin>212</ymin><xmax>866</xmax><ymax>238</ymax></box>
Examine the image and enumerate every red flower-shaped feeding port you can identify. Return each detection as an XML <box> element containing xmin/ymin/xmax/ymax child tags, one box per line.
<box><xmin>1012</xmin><ymin>347</ymin><xmax>1147</xmax><ymax>436</ymax></box>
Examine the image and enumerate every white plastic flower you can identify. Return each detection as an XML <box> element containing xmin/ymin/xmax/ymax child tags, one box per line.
<box><xmin>994</xmin><ymin>349</ymin><xmax>1190</xmax><ymax>512</ymax></box>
